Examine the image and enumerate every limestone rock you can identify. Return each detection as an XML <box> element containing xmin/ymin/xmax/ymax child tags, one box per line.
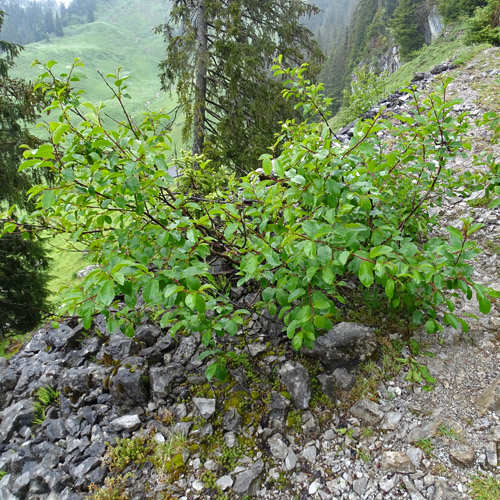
<box><xmin>302</xmin><ymin>322</ymin><xmax>377</xmax><ymax>369</ymax></box>
<box><xmin>232</xmin><ymin>459</ymin><xmax>264</xmax><ymax>497</ymax></box>
<box><xmin>381</xmin><ymin>451</ymin><xmax>415</xmax><ymax>473</ymax></box>
<box><xmin>193</xmin><ymin>398</ymin><xmax>216</xmax><ymax>419</ymax></box>
<box><xmin>279</xmin><ymin>361</ymin><xmax>311</xmax><ymax>410</ymax></box>
<box><xmin>350</xmin><ymin>398</ymin><xmax>384</xmax><ymax>425</ymax></box>
<box><xmin>449</xmin><ymin>444</ymin><xmax>475</xmax><ymax>468</ymax></box>
<box><xmin>268</xmin><ymin>434</ymin><xmax>288</xmax><ymax>460</ymax></box>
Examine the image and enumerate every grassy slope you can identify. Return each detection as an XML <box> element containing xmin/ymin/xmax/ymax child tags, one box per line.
<box><xmin>10</xmin><ymin>0</ymin><xmax>183</xmax><ymax>145</ymax></box>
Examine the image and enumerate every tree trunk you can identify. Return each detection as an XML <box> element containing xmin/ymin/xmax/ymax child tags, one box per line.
<box><xmin>192</xmin><ymin>0</ymin><xmax>208</xmax><ymax>158</ymax></box>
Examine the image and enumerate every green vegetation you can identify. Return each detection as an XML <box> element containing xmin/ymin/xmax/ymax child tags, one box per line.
<box><xmin>5</xmin><ymin>54</ymin><xmax>499</xmax><ymax>380</ymax></box>
<box><xmin>388</xmin><ymin>0</ymin><xmax>425</xmax><ymax>59</ymax></box>
<box><xmin>0</xmin><ymin>11</ymin><xmax>51</xmax><ymax>340</ymax></box>
<box><xmin>467</xmin><ymin>0</ymin><xmax>500</xmax><ymax>45</ymax></box>
<box><xmin>87</xmin><ymin>474</ymin><xmax>132</xmax><ymax>500</ymax></box>
<box><xmin>157</xmin><ymin>0</ymin><xmax>323</xmax><ymax>171</ymax></box>
<box><xmin>105</xmin><ymin>431</ymin><xmax>186</xmax><ymax>473</ymax></box>
<box><xmin>9</xmin><ymin>0</ymin><xmax>182</xmax><ymax>144</ymax></box>
<box><xmin>32</xmin><ymin>386</ymin><xmax>59</xmax><ymax>425</ymax></box>
<box><xmin>437</xmin><ymin>0</ymin><xmax>487</xmax><ymax>23</ymax></box>
<box><xmin>415</xmin><ymin>438</ymin><xmax>435</xmax><ymax>456</ymax></box>
<box><xmin>468</xmin><ymin>474</ymin><xmax>500</xmax><ymax>500</ymax></box>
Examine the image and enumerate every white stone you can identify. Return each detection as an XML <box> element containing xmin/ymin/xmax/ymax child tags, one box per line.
<box><xmin>216</xmin><ymin>475</ymin><xmax>233</xmax><ymax>491</ymax></box>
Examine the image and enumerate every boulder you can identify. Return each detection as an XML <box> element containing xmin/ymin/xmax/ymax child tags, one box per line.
<box><xmin>302</xmin><ymin>322</ymin><xmax>377</xmax><ymax>369</ymax></box>
<box><xmin>279</xmin><ymin>361</ymin><xmax>311</xmax><ymax>410</ymax></box>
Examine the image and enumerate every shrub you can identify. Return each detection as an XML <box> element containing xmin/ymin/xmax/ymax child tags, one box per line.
<box><xmin>3</xmin><ymin>59</ymin><xmax>498</xmax><ymax>379</ymax></box>
<box><xmin>437</xmin><ymin>0</ymin><xmax>487</xmax><ymax>23</ymax></box>
<box><xmin>466</xmin><ymin>0</ymin><xmax>500</xmax><ymax>45</ymax></box>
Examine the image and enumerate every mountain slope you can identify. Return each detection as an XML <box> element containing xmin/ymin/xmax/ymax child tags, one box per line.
<box><xmin>8</xmin><ymin>0</ymin><xmax>183</xmax><ymax>145</ymax></box>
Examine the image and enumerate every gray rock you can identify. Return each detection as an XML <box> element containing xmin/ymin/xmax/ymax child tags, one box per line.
<box><xmin>430</xmin><ymin>479</ymin><xmax>460</xmax><ymax>500</ymax></box>
<box><xmin>232</xmin><ymin>459</ymin><xmax>264</xmax><ymax>497</ymax></box>
<box><xmin>193</xmin><ymin>398</ymin><xmax>216</xmax><ymax>419</ymax></box>
<box><xmin>134</xmin><ymin>324</ymin><xmax>161</xmax><ymax>346</ymax></box>
<box><xmin>72</xmin><ymin>456</ymin><xmax>101</xmax><ymax>479</ymax></box>
<box><xmin>350</xmin><ymin>398</ymin><xmax>384</xmax><ymax>425</ymax></box>
<box><xmin>285</xmin><ymin>448</ymin><xmax>298</xmax><ymax>471</ymax></box>
<box><xmin>379</xmin><ymin>474</ymin><xmax>398</xmax><ymax>493</ymax></box>
<box><xmin>485</xmin><ymin>441</ymin><xmax>498</xmax><ymax>469</ymax></box>
<box><xmin>172</xmin><ymin>333</ymin><xmax>200</xmax><ymax>365</ymax></box>
<box><xmin>224</xmin><ymin>431</ymin><xmax>238</xmax><ymax>448</ymax></box>
<box><xmin>109</xmin><ymin>365</ymin><xmax>149</xmax><ymax>406</ymax></box>
<box><xmin>268</xmin><ymin>434</ymin><xmax>288</xmax><ymax>460</ymax></box>
<box><xmin>317</xmin><ymin>373</ymin><xmax>336</xmax><ymax>400</ymax></box>
<box><xmin>381</xmin><ymin>451</ymin><xmax>415</xmax><ymax>473</ymax></box>
<box><xmin>332</xmin><ymin>368</ymin><xmax>356</xmax><ymax>391</ymax></box>
<box><xmin>223</xmin><ymin>409</ymin><xmax>242</xmax><ymax>432</ymax></box>
<box><xmin>101</xmin><ymin>332</ymin><xmax>140</xmax><ymax>361</ymax></box>
<box><xmin>449</xmin><ymin>444</ymin><xmax>475</xmax><ymax>468</ymax></box>
<box><xmin>216</xmin><ymin>475</ymin><xmax>234</xmax><ymax>491</ymax></box>
<box><xmin>302</xmin><ymin>322</ymin><xmax>376</xmax><ymax>369</ymax></box>
<box><xmin>11</xmin><ymin>471</ymin><xmax>30</xmax><ymax>497</ymax></box>
<box><xmin>353</xmin><ymin>477</ymin><xmax>369</xmax><ymax>496</ymax></box>
<box><xmin>476</xmin><ymin>375</ymin><xmax>500</xmax><ymax>413</ymax></box>
<box><xmin>302</xmin><ymin>445</ymin><xmax>317</xmax><ymax>464</ymax></box>
<box><xmin>279</xmin><ymin>361</ymin><xmax>311</xmax><ymax>410</ymax></box>
<box><xmin>110</xmin><ymin>415</ymin><xmax>141</xmax><ymax>432</ymax></box>
<box><xmin>408</xmin><ymin>418</ymin><xmax>443</xmax><ymax>443</ymax></box>
<box><xmin>381</xmin><ymin>411</ymin><xmax>403</xmax><ymax>431</ymax></box>
<box><xmin>0</xmin><ymin>400</ymin><xmax>34</xmax><ymax>442</ymax></box>
<box><xmin>29</xmin><ymin>466</ymin><xmax>63</xmax><ymax>494</ymax></box>
<box><xmin>149</xmin><ymin>364</ymin><xmax>186</xmax><ymax>398</ymax></box>
<box><xmin>42</xmin><ymin>418</ymin><xmax>67</xmax><ymax>441</ymax></box>
<box><xmin>402</xmin><ymin>476</ymin><xmax>426</xmax><ymax>500</ymax></box>
<box><xmin>406</xmin><ymin>446</ymin><xmax>425</xmax><ymax>467</ymax></box>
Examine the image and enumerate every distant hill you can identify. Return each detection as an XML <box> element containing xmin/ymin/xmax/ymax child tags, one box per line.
<box><xmin>7</xmin><ymin>0</ymin><xmax>183</xmax><ymax>146</ymax></box>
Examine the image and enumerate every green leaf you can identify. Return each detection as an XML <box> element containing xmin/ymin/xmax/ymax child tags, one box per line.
<box><xmin>444</xmin><ymin>313</ymin><xmax>461</xmax><ymax>330</ymax></box>
<box><xmin>195</xmin><ymin>294</ymin><xmax>206</xmax><ymax>314</ymax></box>
<box><xmin>53</xmin><ymin>123</ymin><xmax>69</xmax><ymax>144</ymax></box>
<box><xmin>292</xmin><ymin>331</ymin><xmax>303</xmax><ymax>350</ymax></box>
<box><xmin>446</xmin><ymin>226</ymin><xmax>464</xmax><ymax>241</ymax></box>
<box><xmin>41</xmin><ymin>190</ymin><xmax>55</xmax><ymax>209</ymax></box>
<box><xmin>262</xmin><ymin>155</ymin><xmax>273</xmax><ymax>175</ymax></box>
<box><xmin>98</xmin><ymin>281</ymin><xmax>115</xmax><ymax>307</ymax></box>
<box><xmin>225</xmin><ymin>319</ymin><xmax>238</xmax><ymax>335</ymax></box>
<box><xmin>262</xmin><ymin>287</ymin><xmax>275</xmax><ymax>302</ymax></box>
<box><xmin>478</xmin><ymin>295</ymin><xmax>491</xmax><ymax>314</ymax></box>
<box><xmin>369</xmin><ymin>245</ymin><xmax>392</xmax><ymax>258</ymax></box>
<box><xmin>313</xmin><ymin>298</ymin><xmax>331</xmax><ymax>310</ymax></box>
<box><xmin>385</xmin><ymin>279</ymin><xmax>395</xmax><ymax>299</ymax></box>
<box><xmin>143</xmin><ymin>279</ymin><xmax>161</xmax><ymax>304</ymax></box>
<box><xmin>289</xmin><ymin>288</ymin><xmax>305</xmax><ymax>302</ymax></box>
<box><xmin>322</xmin><ymin>267</ymin><xmax>335</xmax><ymax>285</ymax></box>
<box><xmin>339</xmin><ymin>251</ymin><xmax>350</xmax><ymax>266</ymax></box>
<box><xmin>358</xmin><ymin>261</ymin><xmax>374</xmax><ymax>288</ymax></box>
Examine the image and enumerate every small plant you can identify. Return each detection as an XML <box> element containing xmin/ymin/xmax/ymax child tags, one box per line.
<box><xmin>438</xmin><ymin>425</ymin><xmax>460</xmax><ymax>440</ymax></box>
<box><xmin>106</xmin><ymin>434</ymin><xmax>157</xmax><ymax>473</ymax></box>
<box><xmin>415</xmin><ymin>438</ymin><xmax>434</xmax><ymax>457</ymax></box>
<box><xmin>357</xmin><ymin>447</ymin><xmax>371</xmax><ymax>463</ymax></box>
<box><xmin>337</xmin><ymin>427</ymin><xmax>355</xmax><ymax>439</ymax></box>
<box><xmin>0</xmin><ymin>471</ymin><xmax>7</xmax><ymax>479</ymax></box>
<box><xmin>32</xmin><ymin>386</ymin><xmax>59</xmax><ymax>425</ymax></box>
<box><xmin>287</xmin><ymin>410</ymin><xmax>303</xmax><ymax>434</ymax></box>
<box><xmin>218</xmin><ymin>443</ymin><xmax>244</xmax><ymax>470</ymax></box>
<box><xmin>86</xmin><ymin>474</ymin><xmax>132</xmax><ymax>500</ymax></box>
<box><xmin>468</xmin><ymin>474</ymin><xmax>500</xmax><ymax>500</ymax></box>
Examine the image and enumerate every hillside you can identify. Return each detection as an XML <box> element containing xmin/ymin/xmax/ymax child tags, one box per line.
<box><xmin>8</xmin><ymin>0</ymin><xmax>183</xmax><ymax>146</ymax></box>
<box><xmin>0</xmin><ymin>46</ymin><xmax>499</xmax><ymax>499</ymax></box>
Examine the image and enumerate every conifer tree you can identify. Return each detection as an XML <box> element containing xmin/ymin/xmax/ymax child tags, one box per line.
<box><xmin>388</xmin><ymin>0</ymin><xmax>425</xmax><ymax>59</ymax></box>
<box><xmin>54</xmin><ymin>12</ymin><xmax>64</xmax><ymax>37</ymax></box>
<box><xmin>0</xmin><ymin>11</ymin><xmax>51</xmax><ymax>340</ymax></box>
<box><xmin>156</xmin><ymin>0</ymin><xmax>324</xmax><ymax>173</ymax></box>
